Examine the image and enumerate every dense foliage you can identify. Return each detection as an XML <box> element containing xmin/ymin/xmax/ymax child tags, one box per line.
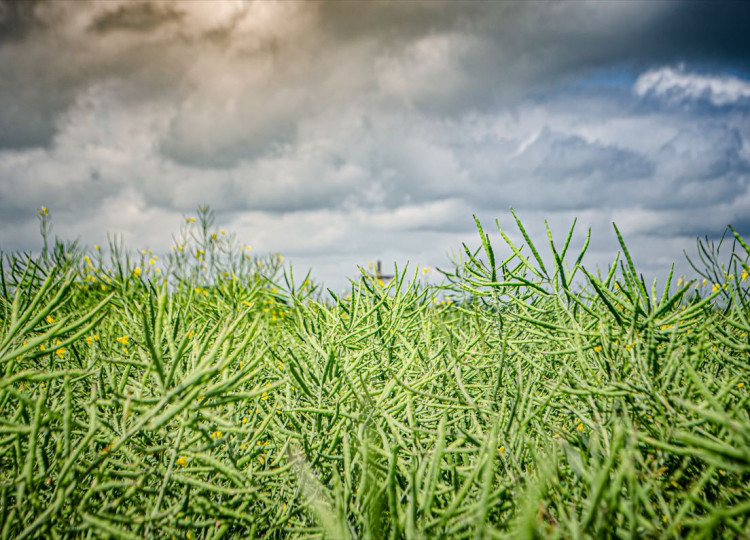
<box><xmin>1</xmin><ymin>208</ymin><xmax>749</xmax><ymax>538</ymax></box>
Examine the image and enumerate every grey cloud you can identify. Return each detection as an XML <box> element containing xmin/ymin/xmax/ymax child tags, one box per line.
<box><xmin>0</xmin><ymin>2</ymin><xmax>188</xmax><ymax>150</ymax></box>
<box><xmin>0</xmin><ymin>0</ymin><xmax>44</xmax><ymax>44</ymax></box>
<box><xmin>2</xmin><ymin>0</ymin><xmax>748</xmax><ymax>159</ymax></box>
<box><xmin>611</xmin><ymin>198</ymin><xmax>750</xmax><ymax>241</ymax></box>
<box><xmin>0</xmin><ymin>85</ymin><xmax>72</xmax><ymax>149</ymax></box>
<box><xmin>2</xmin><ymin>1</ymin><xmax>750</xmax><ymax>290</ymax></box>
<box><xmin>158</xmin><ymin>90</ymin><xmax>306</xmax><ymax>169</ymax></box>
<box><xmin>88</xmin><ymin>2</ymin><xmax>184</xmax><ymax>34</ymax></box>
<box><xmin>178</xmin><ymin>0</ymin><xmax>747</xmax><ymax>171</ymax></box>
<box><xmin>523</xmin><ymin>129</ymin><xmax>653</xmax><ymax>182</ymax></box>
<box><xmin>465</xmin><ymin>128</ymin><xmax>654</xmax><ymax>213</ymax></box>
<box><xmin>639</xmin><ymin>3</ymin><xmax>750</xmax><ymax>70</ymax></box>
<box><xmin>0</xmin><ymin>156</ymin><xmax>125</xmax><ymax>226</ymax></box>
<box><xmin>658</xmin><ymin>124</ymin><xmax>747</xmax><ymax>181</ymax></box>
<box><xmin>640</xmin><ymin>124</ymin><xmax>750</xmax><ymax>213</ymax></box>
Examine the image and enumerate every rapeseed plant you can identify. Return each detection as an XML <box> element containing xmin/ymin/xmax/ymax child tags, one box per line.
<box><xmin>0</xmin><ymin>207</ymin><xmax>748</xmax><ymax>538</ymax></box>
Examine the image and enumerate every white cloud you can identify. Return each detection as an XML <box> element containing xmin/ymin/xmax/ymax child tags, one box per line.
<box><xmin>634</xmin><ymin>66</ymin><xmax>750</xmax><ymax>106</ymax></box>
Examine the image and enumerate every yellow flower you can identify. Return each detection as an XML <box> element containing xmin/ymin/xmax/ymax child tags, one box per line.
<box><xmin>210</xmin><ymin>430</ymin><xmax>222</xmax><ymax>440</ymax></box>
<box><xmin>738</xmin><ymin>382</ymin><xmax>745</xmax><ymax>389</ymax></box>
<box><xmin>39</xmin><ymin>344</ymin><xmax>46</xmax><ymax>351</ymax></box>
<box><xmin>242</xmin><ymin>417</ymin><xmax>248</xmax><ymax>424</ymax></box>
<box><xmin>593</xmin><ymin>345</ymin><xmax>603</xmax><ymax>352</ymax></box>
<box><xmin>100</xmin><ymin>442</ymin><xmax>114</xmax><ymax>454</ymax></box>
<box><xmin>94</xmin><ymin>244</ymin><xmax>100</xmax><ymax>250</ymax></box>
<box><xmin>186</xmin><ymin>217</ymin><xmax>196</xmax><ymax>223</ymax></box>
<box><xmin>45</xmin><ymin>315</ymin><xmax>55</xmax><ymax>324</ymax></box>
<box><xmin>576</xmin><ymin>423</ymin><xmax>585</xmax><ymax>432</ymax></box>
<box><xmin>742</xmin><ymin>269</ymin><xmax>748</xmax><ymax>282</ymax></box>
<box><xmin>116</xmin><ymin>335</ymin><xmax>129</xmax><ymax>345</ymax></box>
<box><xmin>711</xmin><ymin>283</ymin><xmax>720</xmax><ymax>293</ymax></box>
<box><xmin>422</xmin><ymin>267</ymin><xmax>431</xmax><ymax>275</ymax></box>
<box><xmin>55</xmin><ymin>346</ymin><xmax>66</xmax><ymax>358</ymax></box>
<box><xmin>176</xmin><ymin>456</ymin><xmax>188</xmax><ymax>467</ymax></box>
<box><xmin>38</xmin><ymin>206</ymin><xmax>49</xmax><ymax>216</ymax></box>
<box><xmin>497</xmin><ymin>445</ymin><xmax>505</xmax><ymax>454</ymax></box>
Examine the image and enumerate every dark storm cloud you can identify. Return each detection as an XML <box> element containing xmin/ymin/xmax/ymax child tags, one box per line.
<box><xmin>2</xmin><ymin>1</ymin><xmax>749</xmax><ymax>156</ymax></box>
<box><xmin>314</xmin><ymin>2</ymin><xmax>750</xmax><ymax>115</ymax></box>
<box><xmin>0</xmin><ymin>0</ymin><xmax>67</xmax><ymax>148</ymax></box>
<box><xmin>88</xmin><ymin>1</ymin><xmax>184</xmax><ymax>34</ymax></box>
<box><xmin>0</xmin><ymin>0</ymin><xmax>44</xmax><ymax>43</ymax></box>
<box><xmin>153</xmin><ymin>0</ymin><xmax>750</xmax><ymax>167</ymax></box>
<box><xmin>0</xmin><ymin>1</ymin><xmax>188</xmax><ymax>150</ymax></box>
<box><xmin>639</xmin><ymin>2</ymin><xmax>750</xmax><ymax>70</ymax></box>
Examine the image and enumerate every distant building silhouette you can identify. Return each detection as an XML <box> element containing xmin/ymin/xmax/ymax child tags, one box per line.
<box><xmin>375</xmin><ymin>260</ymin><xmax>394</xmax><ymax>283</ymax></box>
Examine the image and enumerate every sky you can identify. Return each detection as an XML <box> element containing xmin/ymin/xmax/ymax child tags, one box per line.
<box><xmin>1</xmin><ymin>0</ymin><xmax>750</xmax><ymax>291</ymax></box>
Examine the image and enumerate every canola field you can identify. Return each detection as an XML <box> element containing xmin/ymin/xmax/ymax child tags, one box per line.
<box><xmin>1</xmin><ymin>207</ymin><xmax>749</xmax><ymax>538</ymax></box>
